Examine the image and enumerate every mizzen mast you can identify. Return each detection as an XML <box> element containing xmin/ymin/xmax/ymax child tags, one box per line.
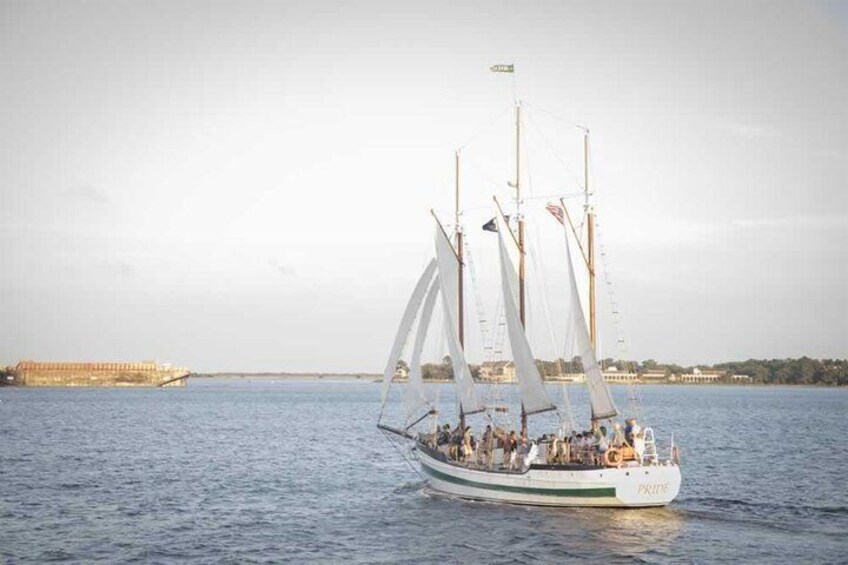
<box><xmin>584</xmin><ymin>131</ymin><xmax>597</xmax><ymax>350</ymax></box>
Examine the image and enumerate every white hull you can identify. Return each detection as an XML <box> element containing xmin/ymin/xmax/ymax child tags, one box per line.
<box><xmin>416</xmin><ymin>447</ymin><xmax>681</xmax><ymax>507</ymax></box>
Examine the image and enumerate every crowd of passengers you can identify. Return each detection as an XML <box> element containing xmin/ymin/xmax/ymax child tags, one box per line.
<box><xmin>423</xmin><ymin>418</ymin><xmax>647</xmax><ymax>470</ymax></box>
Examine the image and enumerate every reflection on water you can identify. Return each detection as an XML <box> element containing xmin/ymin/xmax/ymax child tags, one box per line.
<box><xmin>569</xmin><ymin>507</ymin><xmax>684</xmax><ymax>558</ymax></box>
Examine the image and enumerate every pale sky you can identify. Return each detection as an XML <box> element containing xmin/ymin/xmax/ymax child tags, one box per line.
<box><xmin>1</xmin><ymin>0</ymin><xmax>846</xmax><ymax>372</ymax></box>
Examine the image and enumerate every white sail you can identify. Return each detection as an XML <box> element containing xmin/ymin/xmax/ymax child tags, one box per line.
<box><xmin>435</xmin><ymin>226</ymin><xmax>485</xmax><ymax>415</ymax></box>
<box><xmin>560</xmin><ymin>217</ymin><xmax>618</xmax><ymax>420</ymax></box>
<box><xmin>404</xmin><ymin>275</ymin><xmax>440</xmax><ymax>418</ymax></box>
<box><xmin>381</xmin><ymin>259</ymin><xmax>437</xmax><ymax>404</ymax></box>
<box><xmin>496</xmin><ymin>224</ymin><xmax>556</xmax><ymax>416</ymax></box>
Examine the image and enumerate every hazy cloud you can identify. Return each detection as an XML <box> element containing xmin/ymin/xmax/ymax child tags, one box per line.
<box><xmin>270</xmin><ymin>260</ymin><xmax>296</xmax><ymax>277</ymax></box>
<box><xmin>64</xmin><ymin>185</ymin><xmax>110</xmax><ymax>205</ymax></box>
<box><xmin>719</xmin><ymin>121</ymin><xmax>777</xmax><ymax>140</ymax></box>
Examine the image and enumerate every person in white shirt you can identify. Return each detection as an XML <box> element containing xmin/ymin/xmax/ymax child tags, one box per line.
<box><xmin>633</xmin><ymin>430</ymin><xmax>646</xmax><ymax>461</ymax></box>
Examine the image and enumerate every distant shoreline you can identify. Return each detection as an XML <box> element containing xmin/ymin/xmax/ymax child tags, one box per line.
<box><xmin>189</xmin><ymin>374</ymin><xmax>845</xmax><ymax>387</ymax></box>
<box><xmin>192</xmin><ymin>372</ymin><xmax>380</xmax><ymax>380</ymax></box>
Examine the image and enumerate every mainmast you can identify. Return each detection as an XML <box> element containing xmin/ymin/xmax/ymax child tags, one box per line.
<box><xmin>516</xmin><ymin>102</ymin><xmax>529</xmax><ymax>438</ymax></box>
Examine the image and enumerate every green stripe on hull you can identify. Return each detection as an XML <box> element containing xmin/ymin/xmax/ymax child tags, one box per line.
<box><xmin>420</xmin><ymin>461</ymin><xmax>616</xmax><ymax>498</ymax></box>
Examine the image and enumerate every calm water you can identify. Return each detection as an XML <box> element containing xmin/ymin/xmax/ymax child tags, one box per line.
<box><xmin>1</xmin><ymin>381</ymin><xmax>846</xmax><ymax>564</ymax></box>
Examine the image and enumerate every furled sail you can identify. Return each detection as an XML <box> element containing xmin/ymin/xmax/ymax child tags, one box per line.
<box><xmin>560</xmin><ymin>218</ymin><xmax>618</xmax><ymax>420</ymax></box>
<box><xmin>381</xmin><ymin>259</ymin><xmax>438</xmax><ymax>404</ymax></box>
<box><xmin>404</xmin><ymin>275</ymin><xmax>440</xmax><ymax>418</ymax></box>
<box><xmin>434</xmin><ymin>226</ymin><xmax>485</xmax><ymax>415</ymax></box>
<box><xmin>496</xmin><ymin>223</ymin><xmax>556</xmax><ymax>416</ymax></box>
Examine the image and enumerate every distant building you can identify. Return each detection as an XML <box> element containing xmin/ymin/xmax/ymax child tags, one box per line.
<box><xmin>552</xmin><ymin>373</ymin><xmax>585</xmax><ymax>383</ymax></box>
<box><xmin>679</xmin><ymin>367</ymin><xmax>725</xmax><ymax>384</ymax></box>
<box><xmin>639</xmin><ymin>369</ymin><xmax>669</xmax><ymax>383</ymax></box>
<box><xmin>479</xmin><ymin>361</ymin><xmax>516</xmax><ymax>382</ymax></box>
<box><xmin>14</xmin><ymin>361</ymin><xmax>190</xmax><ymax>387</ymax></box>
<box><xmin>731</xmin><ymin>374</ymin><xmax>752</xmax><ymax>383</ymax></box>
<box><xmin>394</xmin><ymin>365</ymin><xmax>409</xmax><ymax>382</ymax></box>
<box><xmin>602</xmin><ymin>369</ymin><xmax>639</xmax><ymax>383</ymax></box>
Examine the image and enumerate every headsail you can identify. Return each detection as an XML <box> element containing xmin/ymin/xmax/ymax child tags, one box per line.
<box><xmin>496</xmin><ymin>222</ymin><xmax>556</xmax><ymax>416</ymax></box>
<box><xmin>560</xmin><ymin>216</ymin><xmax>618</xmax><ymax>420</ymax></box>
<box><xmin>404</xmin><ymin>275</ymin><xmax>440</xmax><ymax>419</ymax></box>
<box><xmin>434</xmin><ymin>225</ymin><xmax>485</xmax><ymax>415</ymax></box>
<box><xmin>381</xmin><ymin>259</ymin><xmax>437</xmax><ymax>404</ymax></box>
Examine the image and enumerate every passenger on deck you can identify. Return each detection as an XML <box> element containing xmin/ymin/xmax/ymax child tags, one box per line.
<box><xmin>563</xmin><ymin>433</ymin><xmax>573</xmax><ymax>464</ymax></box>
<box><xmin>595</xmin><ymin>426</ymin><xmax>609</xmax><ymax>461</ymax></box>
<box><xmin>611</xmin><ymin>422</ymin><xmax>625</xmax><ymax>448</ymax></box>
<box><xmin>624</xmin><ymin>418</ymin><xmax>642</xmax><ymax>447</ymax></box>
<box><xmin>513</xmin><ymin>436</ymin><xmax>529</xmax><ymax>470</ymax></box>
<box><xmin>577</xmin><ymin>432</ymin><xmax>591</xmax><ymax>464</ymax></box>
<box><xmin>461</xmin><ymin>426</ymin><xmax>474</xmax><ymax>462</ymax></box>
<box><xmin>503</xmin><ymin>430</ymin><xmax>518</xmax><ymax>469</ymax></box>
<box><xmin>451</xmin><ymin>423</ymin><xmax>463</xmax><ymax>445</ymax></box>
<box><xmin>479</xmin><ymin>425</ymin><xmax>494</xmax><ymax>467</ymax></box>
<box><xmin>448</xmin><ymin>424</ymin><xmax>464</xmax><ymax>460</ymax></box>
<box><xmin>633</xmin><ymin>430</ymin><xmax>646</xmax><ymax>462</ymax></box>
<box><xmin>437</xmin><ymin>424</ymin><xmax>450</xmax><ymax>446</ymax></box>
<box><xmin>630</xmin><ymin>418</ymin><xmax>642</xmax><ymax>438</ymax></box>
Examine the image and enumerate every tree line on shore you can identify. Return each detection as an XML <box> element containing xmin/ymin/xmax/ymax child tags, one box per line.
<box><xmin>400</xmin><ymin>356</ymin><xmax>848</xmax><ymax>386</ymax></box>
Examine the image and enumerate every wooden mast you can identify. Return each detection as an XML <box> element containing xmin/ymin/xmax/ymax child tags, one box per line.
<box><xmin>456</xmin><ymin>150</ymin><xmax>466</xmax><ymax>432</ymax></box>
<box><xmin>516</xmin><ymin>102</ymin><xmax>528</xmax><ymax>439</ymax></box>
<box><xmin>456</xmin><ymin>151</ymin><xmax>464</xmax><ymax>348</ymax></box>
<box><xmin>585</xmin><ymin>131</ymin><xmax>597</xmax><ymax>350</ymax></box>
<box><xmin>585</xmin><ymin>130</ymin><xmax>600</xmax><ymax>425</ymax></box>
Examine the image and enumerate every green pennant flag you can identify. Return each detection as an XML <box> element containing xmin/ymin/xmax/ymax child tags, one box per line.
<box><xmin>490</xmin><ymin>64</ymin><xmax>514</xmax><ymax>73</ymax></box>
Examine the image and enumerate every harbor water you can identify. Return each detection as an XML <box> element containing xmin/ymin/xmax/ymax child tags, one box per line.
<box><xmin>1</xmin><ymin>380</ymin><xmax>846</xmax><ymax>563</ymax></box>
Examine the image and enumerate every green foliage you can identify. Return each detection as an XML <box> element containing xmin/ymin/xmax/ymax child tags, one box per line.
<box><xmin>429</xmin><ymin>357</ymin><xmax>847</xmax><ymax>385</ymax></box>
<box><xmin>421</xmin><ymin>356</ymin><xmax>454</xmax><ymax>381</ymax></box>
<box><xmin>711</xmin><ymin>357</ymin><xmax>848</xmax><ymax>386</ymax></box>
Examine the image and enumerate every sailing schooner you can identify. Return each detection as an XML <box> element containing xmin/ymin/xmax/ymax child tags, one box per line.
<box><xmin>378</xmin><ymin>81</ymin><xmax>681</xmax><ymax>507</ymax></box>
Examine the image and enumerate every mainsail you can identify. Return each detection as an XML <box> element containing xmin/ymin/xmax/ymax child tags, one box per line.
<box><xmin>496</xmin><ymin>223</ymin><xmax>556</xmax><ymax>416</ymax></box>
<box><xmin>560</xmin><ymin>218</ymin><xmax>618</xmax><ymax>420</ymax></box>
<box><xmin>380</xmin><ymin>259</ymin><xmax>438</xmax><ymax>404</ymax></box>
<box><xmin>434</xmin><ymin>226</ymin><xmax>485</xmax><ymax>415</ymax></box>
<box><xmin>404</xmin><ymin>275</ymin><xmax>440</xmax><ymax>418</ymax></box>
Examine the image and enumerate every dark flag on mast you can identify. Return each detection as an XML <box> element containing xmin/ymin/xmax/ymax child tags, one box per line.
<box><xmin>483</xmin><ymin>216</ymin><xmax>509</xmax><ymax>232</ymax></box>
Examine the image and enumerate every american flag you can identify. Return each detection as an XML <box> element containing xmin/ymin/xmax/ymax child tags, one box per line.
<box><xmin>546</xmin><ymin>203</ymin><xmax>564</xmax><ymax>225</ymax></box>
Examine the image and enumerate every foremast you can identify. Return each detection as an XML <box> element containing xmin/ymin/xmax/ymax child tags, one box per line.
<box><xmin>455</xmin><ymin>150</ymin><xmax>466</xmax><ymax>431</ymax></box>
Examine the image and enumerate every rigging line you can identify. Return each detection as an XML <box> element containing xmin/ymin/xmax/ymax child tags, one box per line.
<box><xmin>522</xmin><ymin>101</ymin><xmax>588</xmax><ymax>133</ymax></box>
<box><xmin>461</xmin><ymin>152</ymin><xmax>516</xmax><ymax>193</ymax></box>
<box><xmin>524</xmin><ymin>109</ymin><xmax>585</xmax><ymax>191</ymax></box>
<box><xmin>523</xmin><ymin>191</ymin><xmax>589</xmax><ymax>203</ymax></box>
<box><xmin>456</xmin><ymin>104</ymin><xmax>515</xmax><ymax>151</ymax></box>
<box><xmin>380</xmin><ymin>428</ymin><xmax>426</xmax><ymax>481</ymax></box>
<box><xmin>464</xmin><ymin>236</ymin><xmax>491</xmax><ymax>361</ymax></box>
<box><xmin>521</xmin><ymin>105</ymin><xmax>533</xmax><ymax>199</ymax></box>
<box><xmin>526</xmin><ymin>222</ymin><xmax>574</xmax><ymax>430</ymax></box>
<box><xmin>592</xmin><ymin>208</ymin><xmax>644</xmax><ymax>424</ymax></box>
<box><xmin>526</xmin><ymin>221</ymin><xmax>562</xmax><ymax>373</ymax></box>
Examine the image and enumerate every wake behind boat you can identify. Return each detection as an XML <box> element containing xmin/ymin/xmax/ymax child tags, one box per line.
<box><xmin>378</xmin><ymin>74</ymin><xmax>681</xmax><ymax>508</ymax></box>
